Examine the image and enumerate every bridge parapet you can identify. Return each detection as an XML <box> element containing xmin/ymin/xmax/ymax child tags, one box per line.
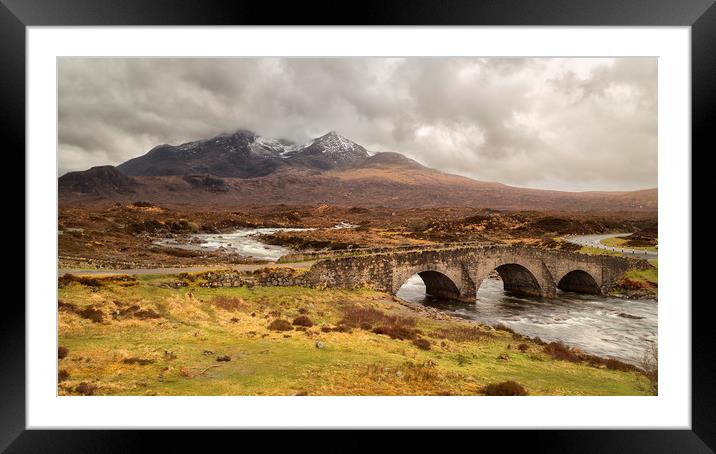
<box><xmin>305</xmin><ymin>244</ymin><xmax>652</xmax><ymax>301</ymax></box>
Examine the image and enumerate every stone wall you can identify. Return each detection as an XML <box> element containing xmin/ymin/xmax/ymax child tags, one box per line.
<box><xmin>198</xmin><ymin>268</ymin><xmax>312</xmax><ymax>288</ymax></box>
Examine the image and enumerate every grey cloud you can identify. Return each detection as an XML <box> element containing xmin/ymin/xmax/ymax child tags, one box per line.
<box><xmin>58</xmin><ymin>57</ymin><xmax>657</xmax><ymax>191</ymax></box>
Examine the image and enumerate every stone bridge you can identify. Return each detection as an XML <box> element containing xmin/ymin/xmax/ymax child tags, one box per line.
<box><xmin>306</xmin><ymin>245</ymin><xmax>652</xmax><ymax>301</ymax></box>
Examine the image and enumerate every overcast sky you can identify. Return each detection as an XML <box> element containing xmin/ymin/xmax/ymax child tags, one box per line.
<box><xmin>58</xmin><ymin>57</ymin><xmax>657</xmax><ymax>191</ymax></box>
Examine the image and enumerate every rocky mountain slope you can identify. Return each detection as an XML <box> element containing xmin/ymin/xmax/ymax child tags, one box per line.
<box><xmin>60</xmin><ymin>130</ymin><xmax>658</xmax><ymax>211</ymax></box>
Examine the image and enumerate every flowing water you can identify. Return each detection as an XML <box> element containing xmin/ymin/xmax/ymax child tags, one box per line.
<box><xmin>154</xmin><ymin>223</ymin><xmax>358</xmax><ymax>261</ymax></box>
<box><xmin>396</xmin><ymin>275</ymin><xmax>657</xmax><ymax>364</ymax></box>
<box><xmin>154</xmin><ymin>227</ymin><xmax>312</xmax><ymax>261</ymax></box>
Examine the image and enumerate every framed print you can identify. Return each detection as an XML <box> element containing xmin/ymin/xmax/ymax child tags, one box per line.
<box><xmin>7</xmin><ymin>0</ymin><xmax>712</xmax><ymax>450</ymax></box>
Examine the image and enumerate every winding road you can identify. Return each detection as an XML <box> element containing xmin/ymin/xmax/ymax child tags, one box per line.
<box><xmin>562</xmin><ymin>233</ymin><xmax>657</xmax><ymax>260</ymax></box>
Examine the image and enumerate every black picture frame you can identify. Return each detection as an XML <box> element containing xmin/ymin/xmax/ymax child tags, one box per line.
<box><xmin>6</xmin><ymin>0</ymin><xmax>710</xmax><ymax>450</ymax></box>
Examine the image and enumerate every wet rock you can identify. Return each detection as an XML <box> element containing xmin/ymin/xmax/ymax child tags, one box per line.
<box><xmin>618</xmin><ymin>312</ymin><xmax>644</xmax><ymax>320</ymax></box>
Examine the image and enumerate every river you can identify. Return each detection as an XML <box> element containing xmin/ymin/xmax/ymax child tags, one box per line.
<box><xmin>397</xmin><ymin>275</ymin><xmax>657</xmax><ymax>364</ymax></box>
<box><xmin>154</xmin><ymin>223</ymin><xmax>358</xmax><ymax>261</ymax></box>
<box><xmin>158</xmin><ymin>227</ymin><xmax>657</xmax><ymax>364</ymax></box>
<box><xmin>154</xmin><ymin>227</ymin><xmax>312</xmax><ymax>261</ymax></box>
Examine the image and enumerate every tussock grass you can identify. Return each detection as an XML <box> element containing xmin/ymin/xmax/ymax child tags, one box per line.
<box><xmin>57</xmin><ymin>276</ymin><xmax>652</xmax><ymax>396</ymax></box>
<box><xmin>211</xmin><ymin>295</ymin><xmax>245</xmax><ymax>312</ymax></box>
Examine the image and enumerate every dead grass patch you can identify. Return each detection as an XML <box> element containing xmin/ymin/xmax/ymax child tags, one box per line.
<box><xmin>434</xmin><ymin>325</ymin><xmax>492</xmax><ymax>342</ymax></box>
<box><xmin>211</xmin><ymin>295</ymin><xmax>245</xmax><ymax>312</ymax></box>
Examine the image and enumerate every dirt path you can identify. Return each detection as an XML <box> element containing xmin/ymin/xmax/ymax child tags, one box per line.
<box><xmin>58</xmin><ymin>261</ymin><xmax>314</xmax><ymax>276</ymax></box>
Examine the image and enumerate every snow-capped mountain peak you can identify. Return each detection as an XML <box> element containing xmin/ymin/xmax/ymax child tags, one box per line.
<box><xmin>311</xmin><ymin>131</ymin><xmax>366</xmax><ymax>155</ymax></box>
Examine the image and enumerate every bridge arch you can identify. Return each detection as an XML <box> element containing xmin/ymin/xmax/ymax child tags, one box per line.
<box><xmin>474</xmin><ymin>258</ymin><xmax>555</xmax><ymax>298</ymax></box>
<box><xmin>557</xmin><ymin>269</ymin><xmax>601</xmax><ymax>294</ymax></box>
<box><xmin>393</xmin><ymin>263</ymin><xmax>471</xmax><ymax>301</ymax></box>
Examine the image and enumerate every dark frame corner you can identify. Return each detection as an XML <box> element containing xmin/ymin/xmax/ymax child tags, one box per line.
<box><xmin>7</xmin><ymin>0</ymin><xmax>711</xmax><ymax>451</ymax></box>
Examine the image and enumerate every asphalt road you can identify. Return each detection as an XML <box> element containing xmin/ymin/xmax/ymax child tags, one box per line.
<box><xmin>562</xmin><ymin>233</ymin><xmax>657</xmax><ymax>260</ymax></box>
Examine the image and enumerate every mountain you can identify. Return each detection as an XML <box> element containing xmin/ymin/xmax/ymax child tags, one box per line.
<box><xmin>117</xmin><ymin>130</ymin><xmax>287</xmax><ymax>178</ymax></box>
<box><xmin>59</xmin><ymin>165</ymin><xmax>138</xmax><ymax>195</ymax></box>
<box><xmin>117</xmin><ymin>130</ymin><xmax>371</xmax><ymax>177</ymax></box>
<box><xmin>283</xmin><ymin>131</ymin><xmax>369</xmax><ymax>170</ymax></box>
<box><xmin>60</xmin><ymin>130</ymin><xmax>658</xmax><ymax>212</ymax></box>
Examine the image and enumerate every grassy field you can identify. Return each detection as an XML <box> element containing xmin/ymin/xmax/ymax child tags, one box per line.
<box><xmin>577</xmin><ymin>245</ymin><xmax>623</xmax><ymax>256</ymax></box>
<box><xmin>600</xmin><ymin>236</ymin><xmax>658</xmax><ymax>252</ymax></box>
<box><xmin>623</xmin><ymin>260</ymin><xmax>658</xmax><ymax>286</ymax></box>
<box><xmin>57</xmin><ymin>273</ymin><xmax>652</xmax><ymax>396</ymax></box>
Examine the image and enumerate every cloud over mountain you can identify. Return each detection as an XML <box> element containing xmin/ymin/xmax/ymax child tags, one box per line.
<box><xmin>58</xmin><ymin>57</ymin><xmax>657</xmax><ymax>191</ymax></box>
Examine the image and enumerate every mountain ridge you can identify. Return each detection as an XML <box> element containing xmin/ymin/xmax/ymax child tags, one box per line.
<box><xmin>60</xmin><ymin>130</ymin><xmax>657</xmax><ymax>212</ymax></box>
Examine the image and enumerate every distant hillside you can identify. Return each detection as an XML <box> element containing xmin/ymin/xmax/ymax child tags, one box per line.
<box><xmin>60</xmin><ymin>130</ymin><xmax>657</xmax><ymax>212</ymax></box>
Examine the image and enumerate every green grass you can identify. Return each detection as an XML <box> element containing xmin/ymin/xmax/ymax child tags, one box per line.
<box><xmin>578</xmin><ymin>246</ymin><xmax>623</xmax><ymax>257</ymax></box>
<box><xmin>57</xmin><ymin>275</ymin><xmax>651</xmax><ymax>396</ymax></box>
<box><xmin>600</xmin><ymin>237</ymin><xmax>657</xmax><ymax>252</ymax></box>
<box><xmin>624</xmin><ymin>261</ymin><xmax>658</xmax><ymax>286</ymax></box>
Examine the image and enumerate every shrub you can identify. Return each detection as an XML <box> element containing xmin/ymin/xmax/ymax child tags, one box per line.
<box><xmin>267</xmin><ymin>319</ymin><xmax>293</xmax><ymax>331</ymax></box>
<box><xmin>517</xmin><ymin>343</ymin><xmax>529</xmax><ymax>352</ymax></box>
<box><xmin>413</xmin><ymin>338</ymin><xmax>431</xmax><ymax>350</ymax></box>
<box><xmin>602</xmin><ymin>358</ymin><xmax>633</xmax><ymax>372</ymax></box>
<box><xmin>372</xmin><ymin>323</ymin><xmax>420</xmax><ymax>341</ymax></box>
<box><xmin>292</xmin><ymin>315</ymin><xmax>314</xmax><ymax>327</ymax></box>
<box><xmin>134</xmin><ymin>309</ymin><xmax>161</xmax><ymax>320</ymax></box>
<box><xmin>493</xmin><ymin>323</ymin><xmax>515</xmax><ymax>334</ymax></box>
<box><xmin>483</xmin><ymin>381</ymin><xmax>528</xmax><ymax>396</ymax></box>
<box><xmin>75</xmin><ymin>382</ymin><xmax>97</xmax><ymax>396</ymax></box>
<box><xmin>435</xmin><ymin>326</ymin><xmax>491</xmax><ymax>342</ymax></box>
<box><xmin>113</xmin><ymin>303</ymin><xmax>161</xmax><ymax>320</ymax></box>
<box><xmin>340</xmin><ymin>306</ymin><xmax>395</xmax><ymax>327</ymax></box>
<box><xmin>212</xmin><ymin>296</ymin><xmax>245</xmax><ymax>312</ymax></box>
<box><xmin>58</xmin><ymin>346</ymin><xmax>69</xmax><ymax>360</ymax></box>
<box><xmin>58</xmin><ymin>370</ymin><xmax>70</xmax><ymax>382</ymax></box>
<box><xmin>332</xmin><ymin>323</ymin><xmax>352</xmax><ymax>333</ymax></box>
<box><xmin>544</xmin><ymin>342</ymin><xmax>581</xmax><ymax>362</ymax></box>
<box><xmin>58</xmin><ymin>274</ymin><xmax>137</xmax><ymax>288</ymax></box>
<box><xmin>77</xmin><ymin>306</ymin><xmax>105</xmax><ymax>323</ymax></box>
<box><xmin>58</xmin><ymin>300</ymin><xmax>77</xmax><ymax>312</ymax></box>
<box><xmin>122</xmin><ymin>357</ymin><xmax>155</xmax><ymax>366</ymax></box>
